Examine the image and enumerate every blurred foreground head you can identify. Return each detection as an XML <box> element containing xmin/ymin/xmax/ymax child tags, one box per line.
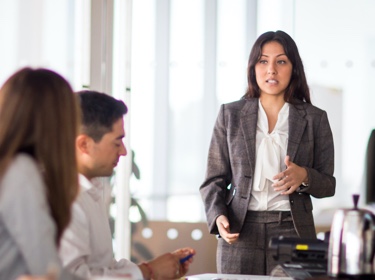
<box><xmin>0</xmin><ymin>67</ymin><xmax>80</xmax><ymax>243</ymax></box>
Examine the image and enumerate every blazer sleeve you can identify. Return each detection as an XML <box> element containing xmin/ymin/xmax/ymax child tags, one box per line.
<box><xmin>300</xmin><ymin>110</ymin><xmax>336</xmax><ymax>198</ymax></box>
<box><xmin>199</xmin><ymin>105</ymin><xmax>232</xmax><ymax>234</ymax></box>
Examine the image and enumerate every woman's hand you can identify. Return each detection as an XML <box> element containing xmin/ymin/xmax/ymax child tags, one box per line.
<box><xmin>216</xmin><ymin>215</ymin><xmax>240</xmax><ymax>244</ymax></box>
<box><xmin>17</xmin><ymin>277</ymin><xmax>52</xmax><ymax>280</ymax></box>
<box><xmin>16</xmin><ymin>264</ymin><xmax>58</xmax><ymax>280</ymax></box>
<box><xmin>272</xmin><ymin>155</ymin><xmax>308</xmax><ymax>195</ymax></box>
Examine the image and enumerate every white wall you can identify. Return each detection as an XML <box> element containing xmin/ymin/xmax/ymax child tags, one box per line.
<box><xmin>255</xmin><ymin>0</ymin><xmax>375</xmax><ymax>224</ymax></box>
<box><xmin>295</xmin><ymin>0</ymin><xmax>375</xmax><ymax>211</ymax></box>
<box><xmin>0</xmin><ymin>0</ymin><xmax>88</xmax><ymax>89</ymax></box>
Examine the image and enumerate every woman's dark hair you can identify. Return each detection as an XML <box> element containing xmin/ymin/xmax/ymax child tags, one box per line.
<box><xmin>243</xmin><ymin>30</ymin><xmax>311</xmax><ymax>104</ymax></box>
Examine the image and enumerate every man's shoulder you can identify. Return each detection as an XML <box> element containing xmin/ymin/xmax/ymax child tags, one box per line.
<box><xmin>70</xmin><ymin>195</ymin><xmax>90</xmax><ymax>223</ymax></box>
<box><xmin>73</xmin><ymin>188</ymin><xmax>95</xmax><ymax>211</ymax></box>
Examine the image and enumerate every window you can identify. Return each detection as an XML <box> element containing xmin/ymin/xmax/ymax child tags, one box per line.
<box><xmin>128</xmin><ymin>0</ymin><xmax>257</xmax><ymax>223</ymax></box>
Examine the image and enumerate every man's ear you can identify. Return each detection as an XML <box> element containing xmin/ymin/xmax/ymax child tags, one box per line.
<box><xmin>76</xmin><ymin>134</ymin><xmax>92</xmax><ymax>154</ymax></box>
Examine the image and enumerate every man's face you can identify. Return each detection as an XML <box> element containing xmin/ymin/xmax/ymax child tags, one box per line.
<box><xmin>86</xmin><ymin>118</ymin><xmax>127</xmax><ymax>178</ymax></box>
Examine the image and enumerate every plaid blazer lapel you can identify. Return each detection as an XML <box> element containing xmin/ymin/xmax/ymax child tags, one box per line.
<box><xmin>287</xmin><ymin>104</ymin><xmax>307</xmax><ymax>162</ymax></box>
<box><xmin>240</xmin><ymin>99</ymin><xmax>258</xmax><ymax>175</ymax></box>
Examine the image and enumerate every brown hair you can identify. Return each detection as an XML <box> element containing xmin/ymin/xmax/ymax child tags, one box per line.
<box><xmin>243</xmin><ymin>30</ymin><xmax>311</xmax><ymax>104</ymax></box>
<box><xmin>0</xmin><ymin>67</ymin><xmax>80</xmax><ymax>244</ymax></box>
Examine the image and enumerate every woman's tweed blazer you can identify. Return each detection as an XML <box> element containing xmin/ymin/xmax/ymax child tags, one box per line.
<box><xmin>200</xmin><ymin>98</ymin><xmax>335</xmax><ymax>238</ymax></box>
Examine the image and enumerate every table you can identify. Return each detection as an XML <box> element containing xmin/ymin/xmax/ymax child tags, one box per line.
<box><xmin>186</xmin><ymin>273</ymin><xmax>294</xmax><ymax>280</ymax></box>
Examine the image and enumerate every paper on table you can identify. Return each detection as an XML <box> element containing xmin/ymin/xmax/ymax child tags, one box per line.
<box><xmin>186</xmin><ymin>273</ymin><xmax>293</xmax><ymax>280</ymax></box>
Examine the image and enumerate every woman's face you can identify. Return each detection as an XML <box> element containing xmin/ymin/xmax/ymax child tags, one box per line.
<box><xmin>255</xmin><ymin>41</ymin><xmax>293</xmax><ymax>98</ymax></box>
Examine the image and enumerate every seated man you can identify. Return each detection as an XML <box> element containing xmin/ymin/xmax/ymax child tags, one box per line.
<box><xmin>59</xmin><ymin>90</ymin><xmax>195</xmax><ymax>279</ymax></box>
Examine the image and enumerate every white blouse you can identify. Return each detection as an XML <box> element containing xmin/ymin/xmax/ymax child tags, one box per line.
<box><xmin>248</xmin><ymin>100</ymin><xmax>291</xmax><ymax>211</ymax></box>
<box><xmin>59</xmin><ymin>174</ymin><xmax>143</xmax><ymax>279</ymax></box>
<box><xmin>0</xmin><ymin>154</ymin><xmax>81</xmax><ymax>280</ymax></box>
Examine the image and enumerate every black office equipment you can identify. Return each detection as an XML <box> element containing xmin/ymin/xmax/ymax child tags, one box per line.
<box><xmin>269</xmin><ymin>236</ymin><xmax>328</xmax><ymax>279</ymax></box>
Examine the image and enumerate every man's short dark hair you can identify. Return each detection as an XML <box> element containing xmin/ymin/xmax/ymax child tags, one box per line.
<box><xmin>77</xmin><ymin>90</ymin><xmax>128</xmax><ymax>142</ymax></box>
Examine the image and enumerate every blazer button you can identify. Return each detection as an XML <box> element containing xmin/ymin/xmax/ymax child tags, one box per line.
<box><xmin>290</xmin><ymin>199</ymin><xmax>294</xmax><ymax>205</ymax></box>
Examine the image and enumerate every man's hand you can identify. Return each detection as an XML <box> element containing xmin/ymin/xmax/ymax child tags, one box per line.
<box><xmin>173</xmin><ymin>247</ymin><xmax>196</xmax><ymax>277</ymax></box>
<box><xmin>140</xmin><ymin>247</ymin><xmax>196</xmax><ymax>279</ymax></box>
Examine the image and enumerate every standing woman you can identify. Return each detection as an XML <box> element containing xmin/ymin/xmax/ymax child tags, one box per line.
<box><xmin>0</xmin><ymin>68</ymin><xmax>83</xmax><ymax>279</ymax></box>
<box><xmin>200</xmin><ymin>30</ymin><xmax>335</xmax><ymax>275</ymax></box>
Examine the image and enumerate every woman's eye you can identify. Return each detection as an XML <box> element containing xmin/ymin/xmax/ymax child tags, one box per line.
<box><xmin>278</xmin><ymin>60</ymin><xmax>287</xmax><ymax>64</ymax></box>
<box><xmin>259</xmin><ymin>60</ymin><xmax>267</xmax><ymax>64</ymax></box>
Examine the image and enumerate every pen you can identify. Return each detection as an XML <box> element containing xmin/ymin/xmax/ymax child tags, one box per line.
<box><xmin>179</xmin><ymin>253</ymin><xmax>194</xmax><ymax>263</ymax></box>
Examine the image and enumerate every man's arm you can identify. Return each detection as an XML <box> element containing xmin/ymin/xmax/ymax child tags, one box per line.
<box><xmin>58</xmin><ymin>195</ymin><xmax>144</xmax><ymax>279</ymax></box>
<box><xmin>58</xmin><ymin>202</ymin><xmax>92</xmax><ymax>278</ymax></box>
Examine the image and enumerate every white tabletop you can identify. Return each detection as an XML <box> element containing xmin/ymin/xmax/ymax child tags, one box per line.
<box><xmin>186</xmin><ymin>273</ymin><xmax>294</xmax><ymax>280</ymax></box>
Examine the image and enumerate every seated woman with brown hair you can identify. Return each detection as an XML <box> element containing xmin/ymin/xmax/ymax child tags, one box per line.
<box><xmin>0</xmin><ymin>68</ymin><xmax>83</xmax><ymax>280</ymax></box>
